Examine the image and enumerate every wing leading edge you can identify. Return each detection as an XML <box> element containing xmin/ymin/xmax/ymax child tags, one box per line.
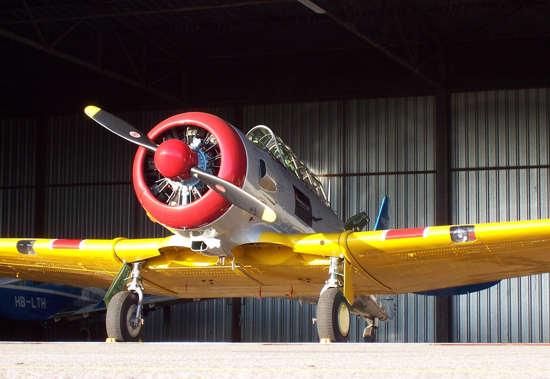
<box><xmin>2</xmin><ymin>218</ymin><xmax>550</xmax><ymax>300</ymax></box>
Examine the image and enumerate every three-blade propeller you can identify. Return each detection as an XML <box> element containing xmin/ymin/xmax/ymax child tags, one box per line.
<box><xmin>84</xmin><ymin>105</ymin><xmax>276</xmax><ymax>223</ymax></box>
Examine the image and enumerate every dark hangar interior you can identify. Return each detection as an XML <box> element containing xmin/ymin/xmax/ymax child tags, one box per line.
<box><xmin>0</xmin><ymin>0</ymin><xmax>550</xmax><ymax>342</ymax></box>
<box><xmin>1</xmin><ymin>0</ymin><xmax>549</xmax><ymax>114</ymax></box>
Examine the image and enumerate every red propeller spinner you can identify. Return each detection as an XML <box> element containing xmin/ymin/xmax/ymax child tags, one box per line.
<box><xmin>153</xmin><ymin>139</ymin><xmax>198</xmax><ymax>179</ymax></box>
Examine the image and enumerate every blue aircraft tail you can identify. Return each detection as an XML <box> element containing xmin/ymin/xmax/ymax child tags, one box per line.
<box><xmin>373</xmin><ymin>196</ymin><xmax>389</xmax><ymax>231</ymax></box>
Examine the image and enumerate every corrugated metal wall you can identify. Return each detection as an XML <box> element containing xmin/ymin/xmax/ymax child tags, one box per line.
<box><xmin>143</xmin><ymin>299</ymin><xmax>234</xmax><ymax>342</ymax></box>
<box><xmin>451</xmin><ymin>88</ymin><xmax>550</xmax><ymax>342</ymax></box>
<box><xmin>241</xmin><ymin>298</ymin><xmax>317</xmax><ymax>342</ymax></box>
<box><xmin>242</xmin><ymin>97</ymin><xmax>436</xmax><ymax>342</ymax></box>
<box><xmin>0</xmin><ymin>118</ymin><xmax>37</xmax><ymax>237</ymax></box>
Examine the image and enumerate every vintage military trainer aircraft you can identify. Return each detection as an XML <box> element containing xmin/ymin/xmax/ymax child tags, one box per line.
<box><xmin>1</xmin><ymin>106</ymin><xmax>550</xmax><ymax>342</ymax></box>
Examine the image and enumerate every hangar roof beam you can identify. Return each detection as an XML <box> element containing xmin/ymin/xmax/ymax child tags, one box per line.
<box><xmin>0</xmin><ymin>27</ymin><xmax>182</xmax><ymax>104</ymax></box>
<box><xmin>297</xmin><ymin>0</ymin><xmax>442</xmax><ymax>89</ymax></box>
<box><xmin>0</xmin><ymin>0</ymin><xmax>292</xmax><ymax>25</ymax></box>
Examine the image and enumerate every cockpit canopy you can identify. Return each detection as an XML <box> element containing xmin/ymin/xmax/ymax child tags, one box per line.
<box><xmin>246</xmin><ymin>125</ymin><xmax>328</xmax><ymax>205</ymax></box>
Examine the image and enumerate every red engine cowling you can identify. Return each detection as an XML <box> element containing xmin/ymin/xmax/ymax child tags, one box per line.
<box><xmin>132</xmin><ymin>112</ymin><xmax>247</xmax><ymax>229</ymax></box>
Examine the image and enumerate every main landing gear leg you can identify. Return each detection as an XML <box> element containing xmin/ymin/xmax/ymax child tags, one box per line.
<box><xmin>106</xmin><ymin>262</ymin><xmax>145</xmax><ymax>342</ymax></box>
<box><xmin>316</xmin><ymin>257</ymin><xmax>351</xmax><ymax>343</ymax></box>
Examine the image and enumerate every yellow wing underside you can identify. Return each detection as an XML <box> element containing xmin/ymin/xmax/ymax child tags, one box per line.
<box><xmin>1</xmin><ymin>219</ymin><xmax>550</xmax><ymax>300</ymax></box>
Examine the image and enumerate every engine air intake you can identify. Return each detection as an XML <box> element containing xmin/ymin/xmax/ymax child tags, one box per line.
<box><xmin>132</xmin><ymin>112</ymin><xmax>247</xmax><ymax>229</ymax></box>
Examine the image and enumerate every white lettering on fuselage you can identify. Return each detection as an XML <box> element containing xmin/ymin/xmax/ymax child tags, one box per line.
<box><xmin>14</xmin><ymin>295</ymin><xmax>47</xmax><ymax>310</ymax></box>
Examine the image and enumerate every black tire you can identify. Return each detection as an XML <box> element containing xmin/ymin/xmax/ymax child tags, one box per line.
<box><xmin>106</xmin><ymin>291</ymin><xmax>143</xmax><ymax>342</ymax></box>
<box><xmin>316</xmin><ymin>287</ymin><xmax>350</xmax><ymax>342</ymax></box>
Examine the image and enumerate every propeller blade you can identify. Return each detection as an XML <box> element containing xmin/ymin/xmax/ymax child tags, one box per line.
<box><xmin>190</xmin><ymin>167</ymin><xmax>277</xmax><ymax>223</ymax></box>
<box><xmin>84</xmin><ymin>105</ymin><xmax>158</xmax><ymax>151</ymax></box>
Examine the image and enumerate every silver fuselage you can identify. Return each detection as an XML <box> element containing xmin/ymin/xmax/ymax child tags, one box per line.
<box><xmin>167</xmin><ymin>127</ymin><xmax>343</xmax><ymax>256</ymax></box>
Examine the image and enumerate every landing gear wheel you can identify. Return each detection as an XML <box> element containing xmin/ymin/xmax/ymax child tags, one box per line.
<box><xmin>316</xmin><ymin>287</ymin><xmax>350</xmax><ymax>342</ymax></box>
<box><xmin>106</xmin><ymin>291</ymin><xmax>143</xmax><ymax>342</ymax></box>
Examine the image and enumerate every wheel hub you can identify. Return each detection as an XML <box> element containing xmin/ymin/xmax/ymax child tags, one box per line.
<box><xmin>337</xmin><ymin>302</ymin><xmax>350</xmax><ymax>337</ymax></box>
<box><xmin>126</xmin><ymin>304</ymin><xmax>142</xmax><ymax>338</ymax></box>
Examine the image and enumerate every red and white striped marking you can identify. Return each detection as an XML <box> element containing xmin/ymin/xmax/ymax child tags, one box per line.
<box><xmin>384</xmin><ymin>227</ymin><xmax>426</xmax><ymax>240</ymax></box>
<box><xmin>50</xmin><ymin>239</ymin><xmax>84</xmax><ymax>249</ymax></box>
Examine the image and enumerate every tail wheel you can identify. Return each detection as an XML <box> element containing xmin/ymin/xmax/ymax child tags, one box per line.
<box><xmin>106</xmin><ymin>291</ymin><xmax>143</xmax><ymax>342</ymax></box>
<box><xmin>363</xmin><ymin>326</ymin><xmax>377</xmax><ymax>342</ymax></box>
<box><xmin>316</xmin><ymin>287</ymin><xmax>350</xmax><ymax>342</ymax></box>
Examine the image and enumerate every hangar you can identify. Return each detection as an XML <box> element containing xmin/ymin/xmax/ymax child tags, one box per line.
<box><xmin>0</xmin><ymin>0</ymin><xmax>549</xmax><ymax>342</ymax></box>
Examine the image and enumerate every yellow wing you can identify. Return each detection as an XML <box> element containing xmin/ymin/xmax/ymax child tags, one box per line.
<box><xmin>0</xmin><ymin>237</ymin><xmax>181</xmax><ymax>296</ymax></box>
<box><xmin>2</xmin><ymin>218</ymin><xmax>550</xmax><ymax>301</ymax></box>
<box><xmin>0</xmin><ymin>236</ymin><xmax>328</xmax><ymax>299</ymax></box>
<box><xmin>257</xmin><ymin>218</ymin><xmax>550</xmax><ymax>296</ymax></box>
